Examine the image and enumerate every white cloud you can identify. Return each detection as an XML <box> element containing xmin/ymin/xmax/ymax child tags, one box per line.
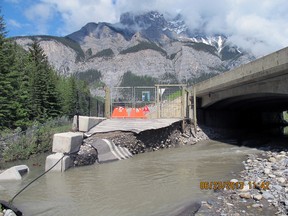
<box><xmin>21</xmin><ymin>0</ymin><xmax>288</xmax><ymax>56</ymax></box>
<box><xmin>7</xmin><ymin>19</ymin><xmax>22</xmax><ymax>28</ymax></box>
<box><xmin>41</xmin><ymin>0</ymin><xmax>118</xmax><ymax>35</ymax></box>
<box><xmin>24</xmin><ymin>2</ymin><xmax>56</xmax><ymax>34</ymax></box>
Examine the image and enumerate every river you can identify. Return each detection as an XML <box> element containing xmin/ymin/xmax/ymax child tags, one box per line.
<box><xmin>0</xmin><ymin>140</ymin><xmax>262</xmax><ymax>216</ymax></box>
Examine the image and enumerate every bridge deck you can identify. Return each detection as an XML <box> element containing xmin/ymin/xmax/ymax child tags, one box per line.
<box><xmin>87</xmin><ymin>118</ymin><xmax>182</xmax><ymax>135</ymax></box>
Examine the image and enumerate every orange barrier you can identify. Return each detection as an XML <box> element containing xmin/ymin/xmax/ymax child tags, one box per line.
<box><xmin>129</xmin><ymin>108</ymin><xmax>147</xmax><ymax>118</ymax></box>
<box><xmin>111</xmin><ymin>107</ymin><xmax>128</xmax><ymax>118</ymax></box>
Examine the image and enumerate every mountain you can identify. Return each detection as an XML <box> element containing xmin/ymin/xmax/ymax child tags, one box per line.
<box><xmin>13</xmin><ymin>11</ymin><xmax>255</xmax><ymax>93</ymax></box>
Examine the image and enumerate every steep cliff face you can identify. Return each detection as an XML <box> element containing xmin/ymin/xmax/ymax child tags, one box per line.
<box><xmin>13</xmin><ymin>11</ymin><xmax>255</xmax><ymax>88</ymax></box>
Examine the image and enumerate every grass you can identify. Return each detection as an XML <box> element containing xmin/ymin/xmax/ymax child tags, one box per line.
<box><xmin>283</xmin><ymin>111</ymin><xmax>288</xmax><ymax>121</ymax></box>
<box><xmin>284</xmin><ymin>126</ymin><xmax>288</xmax><ymax>135</ymax></box>
<box><xmin>167</xmin><ymin>90</ymin><xmax>182</xmax><ymax>101</ymax></box>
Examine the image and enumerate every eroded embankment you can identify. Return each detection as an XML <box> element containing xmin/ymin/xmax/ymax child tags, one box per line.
<box><xmin>84</xmin><ymin>121</ymin><xmax>209</xmax><ymax>155</ymax></box>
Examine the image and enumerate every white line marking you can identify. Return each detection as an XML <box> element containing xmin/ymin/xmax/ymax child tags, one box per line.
<box><xmin>102</xmin><ymin>139</ymin><xmax>122</xmax><ymax>160</ymax></box>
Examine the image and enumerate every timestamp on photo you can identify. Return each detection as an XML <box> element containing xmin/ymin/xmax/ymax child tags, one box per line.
<box><xmin>199</xmin><ymin>181</ymin><xmax>270</xmax><ymax>190</ymax></box>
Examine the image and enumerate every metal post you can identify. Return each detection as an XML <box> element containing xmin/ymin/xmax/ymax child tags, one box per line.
<box><xmin>181</xmin><ymin>86</ymin><xmax>185</xmax><ymax>118</ymax></box>
<box><xmin>96</xmin><ymin>99</ymin><xmax>99</xmax><ymax>117</ymax></box>
<box><xmin>193</xmin><ymin>86</ymin><xmax>197</xmax><ymax>134</ymax></box>
<box><xmin>105</xmin><ymin>86</ymin><xmax>111</xmax><ymax>118</ymax></box>
<box><xmin>156</xmin><ymin>85</ymin><xmax>160</xmax><ymax>118</ymax></box>
<box><xmin>76</xmin><ymin>90</ymin><xmax>79</xmax><ymax>132</ymax></box>
<box><xmin>188</xmin><ymin>91</ymin><xmax>193</xmax><ymax>119</ymax></box>
<box><xmin>181</xmin><ymin>87</ymin><xmax>186</xmax><ymax>133</ymax></box>
<box><xmin>88</xmin><ymin>96</ymin><xmax>91</xmax><ymax>117</ymax></box>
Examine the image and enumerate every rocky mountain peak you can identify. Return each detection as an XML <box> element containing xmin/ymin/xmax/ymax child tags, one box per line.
<box><xmin>13</xmin><ymin>10</ymin><xmax>255</xmax><ymax>90</ymax></box>
<box><xmin>120</xmin><ymin>11</ymin><xmax>166</xmax><ymax>27</ymax></box>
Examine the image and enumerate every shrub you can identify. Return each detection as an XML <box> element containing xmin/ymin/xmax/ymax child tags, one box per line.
<box><xmin>90</xmin><ymin>48</ymin><xmax>114</xmax><ymax>58</ymax></box>
<box><xmin>0</xmin><ymin>118</ymin><xmax>71</xmax><ymax>162</ymax></box>
<box><xmin>120</xmin><ymin>41</ymin><xmax>167</xmax><ymax>56</ymax></box>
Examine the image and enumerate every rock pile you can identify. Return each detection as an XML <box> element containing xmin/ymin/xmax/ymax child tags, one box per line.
<box><xmin>196</xmin><ymin>148</ymin><xmax>288</xmax><ymax>216</ymax></box>
<box><xmin>239</xmin><ymin>150</ymin><xmax>288</xmax><ymax>215</ymax></box>
<box><xmin>73</xmin><ymin>144</ymin><xmax>98</xmax><ymax>166</ymax></box>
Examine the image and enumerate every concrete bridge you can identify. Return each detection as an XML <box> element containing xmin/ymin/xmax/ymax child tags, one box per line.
<box><xmin>191</xmin><ymin>46</ymin><xmax>288</xmax><ymax>129</ymax></box>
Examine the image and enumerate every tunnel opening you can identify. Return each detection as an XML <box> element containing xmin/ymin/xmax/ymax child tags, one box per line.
<box><xmin>197</xmin><ymin>93</ymin><xmax>288</xmax><ymax>136</ymax></box>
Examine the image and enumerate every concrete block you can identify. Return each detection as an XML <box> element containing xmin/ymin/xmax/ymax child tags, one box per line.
<box><xmin>73</xmin><ymin>116</ymin><xmax>106</xmax><ymax>132</ymax></box>
<box><xmin>0</xmin><ymin>165</ymin><xmax>29</xmax><ymax>181</ymax></box>
<box><xmin>45</xmin><ymin>153</ymin><xmax>73</xmax><ymax>172</ymax></box>
<box><xmin>52</xmin><ymin>132</ymin><xmax>83</xmax><ymax>154</ymax></box>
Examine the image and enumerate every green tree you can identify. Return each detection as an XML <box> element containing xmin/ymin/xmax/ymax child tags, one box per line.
<box><xmin>28</xmin><ymin>41</ymin><xmax>61</xmax><ymax>122</ymax></box>
<box><xmin>7</xmin><ymin>43</ymin><xmax>31</xmax><ymax>128</ymax></box>
<box><xmin>0</xmin><ymin>13</ymin><xmax>19</xmax><ymax>129</ymax></box>
<box><xmin>59</xmin><ymin>75</ymin><xmax>78</xmax><ymax>118</ymax></box>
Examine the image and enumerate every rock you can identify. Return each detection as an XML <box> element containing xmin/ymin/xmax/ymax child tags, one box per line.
<box><xmin>230</xmin><ymin>179</ymin><xmax>238</xmax><ymax>183</ymax></box>
<box><xmin>3</xmin><ymin>209</ymin><xmax>16</xmax><ymax>216</ymax></box>
<box><xmin>282</xmin><ymin>159</ymin><xmax>288</xmax><ymax>167</ymax></box>
<box><xmin>253</xmin><ymin>194</ymin><xmax>263</xmax><ymax>201</ymax></box>
<box><xmin>268</xmin><ymin>157</ymin><xmax>277</xmax><ymax>163</ymax></box>
<box><xmin>263</xmin><ymin>168</ymin><xmax>270</xmax><ymax>174</ymax></box>
<box><xmin>275</xmin><ymin>155</ymin><xmax>285</xmax><ymax>159</ymax></box>
<box><xmin>272</xmin><ymin>185</ymin><xmax>283</xmax><ymax>191</ymax></box>
<box><xmin>74</xmin><ymin>144</ymin><xmax>98</xmax><ymax>166</ymax></box>
<box><xmin>239</xmin><ymin>184</ymin><xmax>250</xmax><ymax>192</ymax></box>
<box><xmin>277</xmin><ymin>177</ymin><xmax>286</xmax><ymax>184</ymax></box>
<box><xmin>239</xmin><ymin>193</ymin><xmax>251</xmax><ymax>199</ymax></box>
<box><xmin>252</xmin><ymin>204</ymin><xmax>262</xmax><ymax>208</ymax></box>
<box><xmin>268</xmin><ymin>174</ymin><xmax>276</xmax><ymax>178</ymax></box>
<box><xmin>262</xmin><ymin>191</ymin><xmax>274</xmax><ymax>200</ymax></box>
<box><xmin>274</xmin><ymin>171</ymin><xmax>283</xmax><ymax>176</ymax></box>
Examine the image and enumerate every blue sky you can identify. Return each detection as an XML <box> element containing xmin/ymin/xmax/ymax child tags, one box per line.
<box><xmin>1</xmin><ymin>0</ymin><xmax>288</xmax><ymax>57</ymax></box>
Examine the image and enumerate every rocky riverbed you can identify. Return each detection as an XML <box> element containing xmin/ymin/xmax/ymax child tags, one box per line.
<box><xmin>196</xmin><ymin>140</ymin><xmax>288</xmax><ymax>216</ymax></box>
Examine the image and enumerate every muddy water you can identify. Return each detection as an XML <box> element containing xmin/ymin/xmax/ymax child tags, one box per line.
<box><xmin>0</xmin><ymin>140</ymin><xmax>261</xmax><ymax>216</ymax></box>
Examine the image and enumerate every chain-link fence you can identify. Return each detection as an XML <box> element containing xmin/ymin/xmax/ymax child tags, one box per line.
<box><xmin>110</xmin><ymin>85</ymin><xmax>187</xmax><ymax>119</ymax></box>
<box><xmin>159</xmin><ymin>85</ymin><xmax>184</xmax><ymax>118</ymax></box>
<box><xmin>90</xmin><ymin>98</ymin><xmax>105</xmax><ymax>117</ymax></box>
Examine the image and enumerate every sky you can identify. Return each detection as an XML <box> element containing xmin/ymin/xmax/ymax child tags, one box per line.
<box><xmin>1</xmin><ymin>0</ymin><xmax>288</xmax><ymax>57</ymax></box>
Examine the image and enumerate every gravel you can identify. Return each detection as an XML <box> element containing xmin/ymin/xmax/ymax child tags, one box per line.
<box><xmin>196</xmin><ymin>143</ymin><xmax>288</xmax><ymax>216</ymax></box>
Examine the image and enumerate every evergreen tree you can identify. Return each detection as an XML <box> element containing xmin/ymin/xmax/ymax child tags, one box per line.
<box><xmin>28</xmin><ymin>41</ymin><xmax>61</xmax><ymax>122</ymax></box>
<box><xmin>0</xmin><ymin>13</ymin><xmax>16</xmax><ymax>129</ymax></box>
<box><xmin>12</xmin><ymin>44</ymin><xmax>34</xmax><ymax>127</ymax></box>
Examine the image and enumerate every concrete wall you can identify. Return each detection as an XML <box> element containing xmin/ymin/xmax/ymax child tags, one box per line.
<box><xmin>192</xmin><ymin>46</ymin><xmax>288</xmax><ymax>130</ymax></box>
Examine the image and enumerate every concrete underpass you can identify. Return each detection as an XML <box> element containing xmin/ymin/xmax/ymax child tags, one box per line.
<box><xmin>197</xmin><ymin>93</ymin><xmax>288</xmax><ymax>132</ymax></box>
<box><xmin>192</xmin><ymin>46</ymin><xmax>288</xmax><ymax>133</ymax></box>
